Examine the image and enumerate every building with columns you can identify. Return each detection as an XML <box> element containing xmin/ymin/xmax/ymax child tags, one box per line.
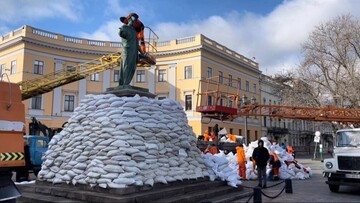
<box><xmin>0</xmin><ymin>25</ymin><xmax>261</xmax><ymax>140</ymax></box>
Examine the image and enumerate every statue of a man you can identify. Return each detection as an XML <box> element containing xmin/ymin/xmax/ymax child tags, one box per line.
<box><xmin>118</xmin><ymin>15</ymin><xmax>139</xmax><ymax>86</ymax></box>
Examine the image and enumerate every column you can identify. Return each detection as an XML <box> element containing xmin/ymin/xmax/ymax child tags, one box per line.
<box><xmin>169</xmin><ymin>64</ymin><xmax>177</xmax><ymax>100</ymax></box>
<box><xmin>102</xmin><ymin>70</ymin><xmax>110</xmax><ymax>92</ymax></box>
<box><xmin>148</xmin><ymin>65</ymin><xmax>156</xmax><ymax>94</ymax></box>
<box><xmin>52</xmin><ymin>59</ymin><xmax>63</xmax><ymax>116</ymax></box>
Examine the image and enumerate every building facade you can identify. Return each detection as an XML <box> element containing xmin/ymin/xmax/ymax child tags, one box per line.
<box><xmin>0</xmin><ymin>25</ymin><xmax>262</xmax><ymax>141</ymax></box>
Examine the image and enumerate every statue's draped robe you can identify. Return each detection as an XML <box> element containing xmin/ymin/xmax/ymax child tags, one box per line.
<box><xmin>119</xmin><ymin>23</ymin><xmax>138</xmax><ymax>86</ymax></box>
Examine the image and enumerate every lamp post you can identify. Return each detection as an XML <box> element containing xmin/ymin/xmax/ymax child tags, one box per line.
<box><xmin>241</xmin><ymin>95</ymin><xmax>257</xmax><ymax>145</ymax></box>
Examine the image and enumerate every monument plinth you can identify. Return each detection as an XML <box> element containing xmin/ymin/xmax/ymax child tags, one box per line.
<box><xmin>106</xmin><ymin>85</ymin><xmax>156</xmax><ymax>98</ymax></box>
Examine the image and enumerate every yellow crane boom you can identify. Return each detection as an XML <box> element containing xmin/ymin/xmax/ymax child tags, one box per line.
<box><xmin>19</xmin><ymin>52</ymin><xmax>155</xmax><ymax>101</ymax></box>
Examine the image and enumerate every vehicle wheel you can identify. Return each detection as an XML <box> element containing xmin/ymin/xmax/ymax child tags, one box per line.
<box><xmin>329</xmin><ymin>184</ymin><xmax>339</xmax><ymax>192</ymax></box>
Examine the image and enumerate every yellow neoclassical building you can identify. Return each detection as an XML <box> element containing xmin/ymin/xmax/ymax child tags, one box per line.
<box><xmin>0</xmin><ymin>25</ymin><xmax>261</xmax><ymax>142</ymax></box>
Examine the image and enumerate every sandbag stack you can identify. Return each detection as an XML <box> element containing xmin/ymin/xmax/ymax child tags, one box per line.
<box><xmin>37</xmin><ymin>94</ymin><xmax>209</xmax><ymax>188</ymax></box>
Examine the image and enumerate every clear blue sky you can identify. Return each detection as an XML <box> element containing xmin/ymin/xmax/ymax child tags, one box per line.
<box><xmin>1</xmin><ymin>0</ymin><xmax>359</xmax><ymax>75</ymax></box>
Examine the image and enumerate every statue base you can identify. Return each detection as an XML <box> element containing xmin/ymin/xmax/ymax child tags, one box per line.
<box><xmin>105</xmin><ymin>85</ymin><xmax>156</xmax><ymax>98</ymax></box>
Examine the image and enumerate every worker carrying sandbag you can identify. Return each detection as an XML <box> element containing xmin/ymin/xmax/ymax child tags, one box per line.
<box><xmin>287</xmin><ymin>145</ymin><xmax>295</xmax><ymax>158</ymax></box>
<box><xmin>236</xmin><ymin>144</ymin><xmax>247</xmax><ymax>180</ymax></box>
<box><xmin>204</xmin><ymin>144</ymin><xmax>218</xmax><ymax>155</ymax></box>
<box><xmin>269</xmin><ymin>151</ymin><xmax>281</xmax><ymax>181</ymax></box>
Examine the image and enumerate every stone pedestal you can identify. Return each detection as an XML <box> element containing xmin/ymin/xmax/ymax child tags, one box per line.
<box><xmin>105</xmin><ymin>85</ymin><xmax>156</xmax><ymax>98</ymax></box>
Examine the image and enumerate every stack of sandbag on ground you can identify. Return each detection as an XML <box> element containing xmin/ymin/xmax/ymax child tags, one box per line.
<box><xmin>202</xmin><ymin>151</ymin><xmax>242</xmax><ymax>187</ymax></box>
<box><xmin>244</xmin><ymin>137</ymin><xmax>312</xmax><ymax>180</ymax></box>
<box><xmin>37</xmin><ymin>94</ymin><xmax>208</xmax><ymax>188</ymax></box>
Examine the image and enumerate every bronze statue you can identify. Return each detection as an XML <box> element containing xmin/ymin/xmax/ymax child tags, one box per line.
<box><xmin>118</xmin><ymin>14</ymin><xmax>140</xmax><ymax>86</ymax></box>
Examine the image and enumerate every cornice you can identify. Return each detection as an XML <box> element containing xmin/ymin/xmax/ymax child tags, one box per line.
<box><xmin>22</xmin><ymin>37</ymin><xmax>113</xmax><ymax>55</ymax></box>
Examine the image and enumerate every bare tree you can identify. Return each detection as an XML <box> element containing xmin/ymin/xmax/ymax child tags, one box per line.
<box><xmin>299</xmin><ymin>14</ymin><xmax>360</xmax><ymax>109</ymax></box>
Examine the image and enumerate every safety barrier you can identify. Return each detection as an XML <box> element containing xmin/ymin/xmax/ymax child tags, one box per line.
<box><xmin>242</xmin><ymin>179</ymin><xmax>292</xmax><ymax>203</ymax></box>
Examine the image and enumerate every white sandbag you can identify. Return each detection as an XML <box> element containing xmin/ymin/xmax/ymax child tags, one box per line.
<box><xmin>110</xmin><ymin>140</ymin><xmax>130</xmax><ymax>148</ymax></box>
<box><xmin>144</xmin><ymin>178</ymin><xmax>154</xmax><ymax>187</ymax></box>
<box><xmin>107</xmin><ymin>182</ymin><xmax>127</xmax><ymax>189</ymax></box>
<box><xmin>154</xmin><ymin>176</ymin><xmax>167</xmax><ymax>184</ymax></box>
<box><xmin>113</xmin><ymin>177</ymin><xmax>135</xmax><ymax>185</ymax></box>
<box><xmin>104</xmin><ymin>165</ymin><xmax>124</xmax><ymax>173</ymax></box>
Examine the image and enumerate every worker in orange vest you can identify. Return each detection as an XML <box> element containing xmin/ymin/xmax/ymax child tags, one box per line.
<box><xmin>204</xmin><ymin>144</ymin><xmax>218</xmax><ymax>155</ymax></box>
<box><xmin>228</xmin><ymin>133</ymin><xmax>237</xmax><ymax>142</ymax></box>
<box><xmin>236</xmin><ymin>144</ymin><xmax>247</xmax><ymax>180</ymax></box>
<box><xmin>269</xmin><ymin>151</ymin><xmax>281</xmax><ymax>180</ymax></box>
<box><xmin>209</xmin><ymin>132</ymin><xmax>217</xmax><ymax>142</ymax></box>
<box><xmin>203</xmin><ymin>130</ymin><xmax>210</xmax><ymax>141</ymax></box>
<box><xmin>120</xmin><ymin>13</ymin><xmax>146</xmax><ymax>54</ymax></box>
<box><xmin>287</xmin><ymin>145</ymin><xmax>295</xmax><ymax>158</ymax></box>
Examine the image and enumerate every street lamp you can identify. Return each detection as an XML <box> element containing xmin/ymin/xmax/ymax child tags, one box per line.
<box><xmin>241</xmin><ymin>95</ymin><xmax>257</xmax><ymax>145</ymax></box>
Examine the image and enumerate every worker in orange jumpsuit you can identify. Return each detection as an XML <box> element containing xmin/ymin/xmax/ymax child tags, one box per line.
<box><xmin>269</xmin><ymin>151</ymin><xmax>281</xmax><ymax>180</ymax></box>
<box><xmin>209</xmin><ymin>132</ymin><xmax>217</xmax><ymax>142</ymax></box>
<box><xmin>287</xmin><ymin>145</ymin><xmax>295</xmax><ymax>158</ymax></box>
<box><xmin>204</xmin><ymin>144</ymin><xmax>218</xmax><ymax>155</ymax></box>
<box><xmin>203</xmin><ymin>130</ymin><xmax>210</xmax><ymax>141</ymax></box>
<box><xmin>236</xmin><ymin>144</ymin><xmax>247</xmax><ymax>180</ymax></box>
<box><xmin>120</xmin><ymin>13</ymin><xmax>146</xmax><ymax>54</ymax></box>
<box><xmin>228</xmin><ymin>133</ymin><xmax>237</xmax><ymax>142</ymax></box>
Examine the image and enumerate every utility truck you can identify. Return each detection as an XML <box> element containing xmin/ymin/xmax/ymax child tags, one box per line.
<box><xmin>323</xmin><ymin>128</ymin><xmax>360</xmax><ymax>192</ymax></box>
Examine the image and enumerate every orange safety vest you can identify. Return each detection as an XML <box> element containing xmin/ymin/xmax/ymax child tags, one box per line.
<box><xmin>203</xmin><ymin>131</ymin><xmax>210</xmax><ymax>141</ymax></box>
<box><xmin>287</xmin><ymin>146</ymin><xmax>294</xmax><ymax>154</ymax></box>
<box><xmin>205</xmin><ymin>146</ymin><xmax>218</xmax><ymax>155</ymax></box>
<box><xmin>228</xmin><ymin>134</ymin><xmax>237</xmax><ymax>142</ymax></box>
<box><xmin>236</xmin><ymin>146</ymin><xmax>246</xmax><ymax>162</ymax></box>
<box><xmin>269</xmin><ymin>152</ymin><xmax>279</xmax><ymax>162</ymax></box>
<box><xmin>210</xmin><ymin>132</ymin><xmax>216</xmax><ymax>142</ymax></box>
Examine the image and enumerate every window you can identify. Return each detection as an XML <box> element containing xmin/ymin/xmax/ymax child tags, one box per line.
<box><xmin>246</xmin><ymin>81</ymin><xmax>250</xmax><ymax>91</ymax></box>
<box><xmin>228</xmin><ymin>100</ymin><xmax>233</xmax><ymax>108</ymax></box>
<box><xmin>113</xmin><ymin>70</ymin><xmax>119</xmax><ymax>82</ymax></box>
<box><xmin>66</xmin><ymin>66</ymin><xmax>76</xmax><ymax>72</ymax></box>
<box><xmin>10</xmin><ymin>60</ymin><xmax>16</xmax><ymax>75</ymax></box>
<box><xmin>136</xmin><ymin>70</ymin><xmax>146</xmax><ymax>83</ymax></box>
<box><xmin>185</xmin><ymin>95</ymin><xmax>192</xmax><ymax>111</ymax></box>
<box><xmin>207</xmin><ymin>67</ymin><xmax>213</xmax><ymax>78</ymax></box>
<box><xmin>255</xmin><ymin>131</ymin><xmax>258</xmax><ymax>140</ymax></box>
<box><xmin>207</xmin><ymin>95</ymin><xmax>212</xmax><ymax>105</ymax></box>
<box><xmin>230</xmin><ymin>128</ymin><xmax>233</xmax><ymax>134</ymax></box>
<box><xmin>263</xmin><ymin>98</ymin><xmax>266</xmax><ymax>104</ymax></box>
<box><xmin>158</xmin><ymin>69</ymin><xmax>167</xmax><ymax>82</ymax></box>
<box><xmin>218</xmin><ymin>71</ymin><xmax>223</xmax><ymax>84</ymax></box>
<box><xmin>269</xmin><ymin>99</ymin><xmax>272</xmax><ymax>105</ymax></box>
<box><xmin>0</xmin><ymin>64</ymin><xmax>5</xmax><ymax>75</ymax></box>
<box><xmin>228</xmin><ymin>74</ymin><xmax>233</xmax><ymax>87</ymax></box>
<box><xmin>64</xmin><ymin>95</ymin><xmax>75</xmax><ymax>112</ymax></box>
<box><xmin>158</xmin><ymin>96</ymin><xmax>167</xmax><ymax>100</ymax></box>
<box><xmin>31</xmin><ymin>95</ymin><xmax>42</xmax><ymax>109</ymax></box>
<box><xmin>90</xmin><ymin>73</ymin><xmax>100</xmax><ymax>81</ymax></box>
<box><xmin>184</xmin><ymin>66</ymin><xmax>192</xmax><ymax>79</ymax></box>
<box><xmin>34</xmin><ymin>60</ymin><xmax>44</xmax><ymax>75</ymax></box>
<box><xmin>238</xmin><ymin>129</ymin><xmax>242</xmax><ymax>136</ymax></box>
<box><xmin>253</xmin><ymin>83</ymin><xmax>257</xmax><ymax>93</ymax></box>
<box><xmin>36</xmin><ymin>140</ymin><xmax>48</xmax><ymax>148</ymax></box>
<box><xmin>238</xmin><ymin>78</ymin><xmax>241</xmax><ymax>89</ymax></box>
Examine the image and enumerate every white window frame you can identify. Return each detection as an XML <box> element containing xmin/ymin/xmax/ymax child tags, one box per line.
<box><xmin>158</xmin><ymin>69</ymin><xmax>167</xmax><ymax>82</ymax></box>
<box><xmin>113</xmin><ymin>70</ymin><xmax>119</xmax><ymax>82</ymax></box>
<box><xmin>185</xmin><ymin>94</ymin><xmax>193</xmax><ymax>111</ymax></box>
<box><xmin>10</xmin><ymin>60</ymin><xmax>16</xmax><ymax>75</ymax></box>
<box><xmin>90</xmin><ymin>73</ymin><xmax>100</xmax><ymax>81</ymax></box>
<box><xmin>64</xmin><ymin>95</ymin><xmax>75</xmax><ymax>112</ymax></box>
<box><xmin>0</xmin><ymin>64</ymin><xmax>5</xmax><ymax>75</ymax></box>
<box><xmin>218</xmin><ymin>71</ymin><xmax>223</xmax><ymax>84</ymax></box>
<box><xmin>34</xmin><ymin>60</ymin><xmax>44</xmax><ymax>75</ymax></box>
<box><xmin>246</xmin><ymin>81</ymin><xmax>250</xmax><ymax>91</ymax></box>
<box><xmin>136</xmin><ymin>70</ymin><xmax>146</xmax><ymax>83</ymax></box>
<box><xmin>184</xmin><ymin>65</ymin><xmax>192</xmax><ymax>79</ymax></box>
<box><xmin>207</xmin><ymin>67</ymin><xmax>213</xmax><ymax>78</ymax></box>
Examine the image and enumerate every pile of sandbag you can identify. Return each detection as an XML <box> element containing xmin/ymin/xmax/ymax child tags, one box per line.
<box><xmin>244</xmin><ymin>137</ymin><xmax>312</xmax><ymax>180</ymax></box>
<box><xmin>37</xmin><ymin>94</ymin><xmax>209</xmax><ymax>188</ymax></box>
<box><xmin>202</xmin><ymin>151</ymin><xmax>242</xmax><ymax>187</ymax></box>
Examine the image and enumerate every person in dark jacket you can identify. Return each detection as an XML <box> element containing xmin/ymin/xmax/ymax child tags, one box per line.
<box><xmin>213</xmin><ymin>124</ymin><xmax>219</xmax><ymax>140</ymax></box>
<box><xmin>16</xmin><ymin>140</ymin><xmax>32</xmax><ymax>182</ymax></box>
<box><xmin>252</xmin><ymin>139</ymin><xmax>270</xmax><ymax>188</ymax></box>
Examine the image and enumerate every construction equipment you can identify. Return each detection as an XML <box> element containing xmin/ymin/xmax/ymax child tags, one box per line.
<box><xmin>196</xmin><ymin>76</ymin><xmax>360</xmax><ymax>123</ymax></box>
<box><xmin>19</xmin><ymin>52</ymin><xmax>156</xmax><ymax>101</ymax></box>
<box><xmin>0</xmin><ymin>75</ymin><xmax>25</xmax><ymax>201</ymax></box>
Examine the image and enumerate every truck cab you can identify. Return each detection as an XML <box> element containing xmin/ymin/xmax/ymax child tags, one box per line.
<box><xmin>323</xmin><ymin>128</ymin><xmax>360</xmax><ymax>192</ymax></box>
<box><xmin>23</xmin><ymin>135</ymin><xmax>49</xmax><ymax>175</ymax></box>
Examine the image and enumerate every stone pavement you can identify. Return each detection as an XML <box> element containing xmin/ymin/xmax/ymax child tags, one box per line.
<box><xmin>231</xmin><ymin>155</ymin><xmax>360</xmax><ymax>203</ymax></box>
